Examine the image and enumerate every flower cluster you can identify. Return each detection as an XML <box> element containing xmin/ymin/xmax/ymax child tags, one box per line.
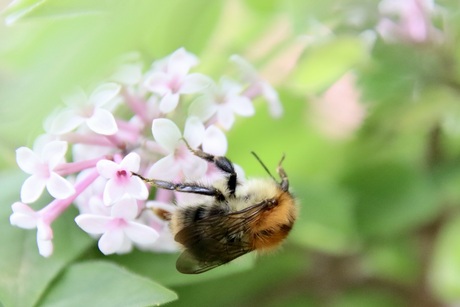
<box><xmin>10</xmin><ymin>48</ymin><xmax>282</xmax><ymax>257</ymax></box>
<box><xmin>376</xmin><ymin>0</ymin><xmax>443</xmax><ymax>44</ymax></box>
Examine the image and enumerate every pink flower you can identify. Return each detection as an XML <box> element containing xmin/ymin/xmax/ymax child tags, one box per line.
<box><xmin>16</xmin><ymin>141</ymin><xmax>75</xmax><ymax>203</ymax></box>
<box><xmin>376</xmin><ymin>0</ymin><xmax>443</xmax><ymax>44</ymax></box>
<box><xmin>189</xmin><ymin>77</ymin><xmax>255</xmax><ymax>130</ymax></box>
<box><xmin>311</xmin><ymin>73</ymin><xmax>366</xmax><ymax>139</ymax></box>
<box><xmin>144</xmin><ymin>48</ymin><xmax>212</xmax><ymax>113</ymax></box>
<box><xmin>47</xmin><ymin>83</ymin><xmax>120</xmax><ymax>135</ymax></box>
<box><xmin>96</xmin><ymin>152</ymin><xmax>148</xmax><ymax>206</ymax></box>
<box><xmin>75</xmin><ymin>199</ymin><xmax>159</xmax><ymax>255</ymax></box>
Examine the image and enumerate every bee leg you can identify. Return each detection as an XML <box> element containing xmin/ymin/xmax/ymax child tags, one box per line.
<box><xmin>182</xmin><ymin>139</ymin><xmax>237</xmax><ymax>195</ymax></box>
<box><xmin>132</xmin><ymin>173</ymin><xmax>226</xmax><ymax>201</ymax></box>
<box><xmin>277</xmin><ymin>154</ymin><xmax>289</xmax><ymax>192</ymax></box>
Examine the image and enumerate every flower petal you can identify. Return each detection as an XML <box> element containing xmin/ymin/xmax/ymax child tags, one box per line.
<box><xmin>167</xmin><ymin>47</ymin><xmax>199</xmax><ymax>76</ymax></box>
<box><xmin>180</xmin><ymin>73</ymin><xmax>212</xmax><ymax>94</ymax></box>
<box><xmin>181</xmin><ymin>155</ymin><xmax>207</xmax><ymax>180</ymax></box>
<box><xmin>42</xmin><ymin>141</ymin><xmax>68</xmax><ymax>169</ymax></box>
<box><xmin>10</xmin><ymin>202</ymin><xmax>37</xmax><ymax>229</ymax></box>
<box><xmin>120</xmin><ymin>152</ymin><xmax>140</xmax><ymax>173</ymax></box>
<box><xmin>152</xmin><ymin>118</ymin><xmax>181</xmax><ymax>152</ymax></box>
<box><xmin>86</xmin><ymin>108</ymin><xmax>118</xmax><ymax>135</ymax></box>
<box><xmin>159</xmin><ymin>92</ymin><xmax>179</xmax><ymax>113</ymax></box>
<box><xmin>16</xmin><ymin>147</ymin><xmax>41</xmax><ymax>174</ymax></box>
<box><xmin>37</xmin><ymin>238</ymin><xmax>53</xmax><ymax>257</ymax></box>
<box><xmin>229</xmin><ymin>95</ymin><xmax>255</xmax><ymax>117</ymax></box>
<box><xmin>202</xmin><ymin>125</ymin><xmax>227</xmax><ymax>156</ymax></box>
<box><xmin>144</xmin><ymin>72</ymin><xmax>170</xmax><ymax>95</ymax></box>
<box><xmin>189</xmin><ymin>95</ymin><xmax>218</xmax><ymax>122</ymax></box>
<box><xmin>98</xmin><ymin>228</ymin><xmax>124</xmax><ymax>255</ymax></box>
<box><xmin>183</xmin><ymin>116</ymin><xmax>205</xmax><ymax>148</ymax></box>
<box><xmin>48</xmin><ymin>109</ymin><xmax>85</xmax><ymax>135</ymax></box>
<box><xmin>217</xmin><ymin>107</ymin><xmax>235</xmax><ymax>130</ymax></box>
<box><xmin>46</xmin><ymin>172</ymin><xmax>76</xmax><ymax>199</ymax></box>
<box><xmin>111</xmin><ymin>198</ymin><xmax>138</xmax><ymax>220</ymax></box>
<box><xmin>261</xmin><ymin>82</ymin><xmax>283</xmax><ymax>118</ymax></box>
<box><xmin>125</xmin><ymin>176</ymin><xmax>149</xmax><ymax>200</ymax></box>
<box><xmin>125</xmin><ymin>222</ymin><xmax>159</xmax><ymax>246</ymax></box>
<box><xmin>97</xmin><ymin>159</ymin><xmax>119</xmax><ymax>179</ymax></box>
<box><xmin>103</xmin><ymin>178</ymin><xmax>125</xmax><ymax>205</ymax></box>
<box><xmin>89</xmin><ymin>83</ymin><xmax>121</xmax><ymax>107</ymax></box>
<box><xmin>75</xmin><ymin>214</ymin><xmax>112</xmax><ymax>234</ymax></box>
<box><xmin>148</xmin><ymin>155</ymin><xmax>180</xmax><ymax>181</ymax></box>
<box><xmin>21</xmin><ymin>175</ymin><xmax>46</xmax><ymax>204</ymax></box>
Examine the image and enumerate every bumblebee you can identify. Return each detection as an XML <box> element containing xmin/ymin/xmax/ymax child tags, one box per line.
<box><xmin>133</xmin><ymin>144</ymin><xmax>298</xmax><ymax>274</ymax></box>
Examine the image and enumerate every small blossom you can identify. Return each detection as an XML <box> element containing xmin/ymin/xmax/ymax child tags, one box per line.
<box><xmin>16</xmin><ymin>141</ymin><xmax>75</xmax><ymax>203</ymax></box>
<box><xmin>10</xmin><ymin>202</ymin><xmax>54</xmax><ymax>257</ymax></box>
<box><xmin>48</xmin><ymin>83</ymin><xmax>121</xmax><ymax>135</ymax></box>
<box><xmin>149</xmin><ymin>117</ymin><xmax>228</xmax><ymax>181</ymax></box>
<box><xmin>311</xmin><ymin>73</ymin><xmax>366</xmax><ymax>139</ymax></box>
<box><xmin>376</xmin><ymin>0</ymin><xmax>443</xmax><ymax>44</ymax></box>
<box><xmin>144</xmin><ymin>48</ymin><xmax>212</xmax><ymax>113</ymax></box>
<box><xmin>189</xmin><ymin>77</ymin><xmax>255</xmax><ymax>130</ymax></box>
<box><xmin>230</xmin><ymin>54</ymin><xmax>283</xmax><ymax>118</ymax></box>
<box><xmin>75</xmin><ymin>199</ymin><xmax>159</xmax><ymax>255</ymax></box>
<box><xmin>96</xmin><ymin>152</ymin><xmax>148</xmax><ymax>206</ymax></box>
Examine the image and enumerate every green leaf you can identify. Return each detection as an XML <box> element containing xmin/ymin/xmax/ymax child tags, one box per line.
<box><xmin>0</xmin><ymin>0</ymin><xmax>223</xmax><ymax>147</ymax></box>
<box><xmin>332</xmin><ymin>287</ymin><xmax>407</xmax><ymax>307</ymax></box>
<box><xmin>289</xmin><ymin>183</ymin><xmax>358</xmax><ymax>254</ymax></box>
<box><xmin>38</xmin><ymin>261</ymin><xmax>177</xmax><ymax>307</ymax></box>
<box><xmin>362</xmin><ymin>239</ymin><xmax>420</xmax><ymax>284</ymax></box>
<box><xmin>0</xmin><ymin>171</ymin><xmax>93</xmax><ymax>307</ymax></box>
<box><xmin>111</xmin><ymin>250</ymin><xmax>255</xmax><ymax>287</ymax></box>
<box><xmin>429</xmin><ymin>215</ymin><xmax>460</xmax><ymax>303</ymax></box>
<box><xmin>342</xmin><ymin>161</ymin><xmax>438</xmax><ymax>238</ymax></box>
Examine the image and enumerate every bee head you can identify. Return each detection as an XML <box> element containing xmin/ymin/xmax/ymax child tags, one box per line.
<box><xmin>251</xmin><ymin>152</ymin><xmax>289</xmax><ymax>192</ymax></box>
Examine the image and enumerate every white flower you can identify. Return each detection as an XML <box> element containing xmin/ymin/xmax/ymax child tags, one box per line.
<box><xmin>189</xmin><ymin>77</ymin><xmax>255</xmax><ymax>130</ymax></box>
<box><xmin>75</xmin><ymin>199</ymin><xmax>159</xmax><ymax>255</ymax></box>
<box><xmin>149</xmin><ymin>117</ymin><xmax>227</xmax><ymax>181</ymax></box>
<box><xmin>144</xmin><ymin>48</ymin><xmax>212</xmax><ymax>113</ymax></box>
<box><xmin>48</xmin><ymin>83</ymin><xmax>121</xmax><ymax>135</ymax></box>
<box><xmin>16</xmin><ymin>141</ymin><xmax>75</xmax><ymax>203</ymax></box>
<box><xmin>10</xmin><ymin>202</ymin><xmax>54</xmax><ymax>257</ymax></box>
<box><xmin>230</xmin><ymin>54</ymin><xmax>283</xmax><ymax>118</ymax></box>
<box><xmin>96</xmin><ymin>152</ymin><xmax>148</xmax><ymax>206</ymax></box>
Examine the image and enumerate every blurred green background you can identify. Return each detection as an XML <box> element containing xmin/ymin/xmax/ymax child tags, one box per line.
<box><xmin>2</xmin><ymin>0</ymin><xmax>460</xmax><ymax>306</ymax></box>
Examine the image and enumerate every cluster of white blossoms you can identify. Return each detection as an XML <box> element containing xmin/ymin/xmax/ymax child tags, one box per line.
<box><xmin>10</xmin><ymin>48</ymin><xmax>282</xmax><ymax>257</ymax></box>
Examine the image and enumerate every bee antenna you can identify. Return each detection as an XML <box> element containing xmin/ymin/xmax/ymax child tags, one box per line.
<box><xmin>251</xmin><ymin>151</ymin><xmax>277</xmax><ymax>181</ymax></box>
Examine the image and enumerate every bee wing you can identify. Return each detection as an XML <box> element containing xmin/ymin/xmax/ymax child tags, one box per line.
<box><xmin>174</xmin><ymin>202</ymin><xmax>266</xmax><ymax>274</ymax></box>
<box><xmin>176</xmin><ymin>241</ymin><xmax>252</xmax><ymax>274</ymax></box>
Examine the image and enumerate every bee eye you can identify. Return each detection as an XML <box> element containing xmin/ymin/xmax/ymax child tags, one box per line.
<box><xmin>266</xmin><ymin>198</ymin><xmax>277</xmax><ymax>209</ymax></box>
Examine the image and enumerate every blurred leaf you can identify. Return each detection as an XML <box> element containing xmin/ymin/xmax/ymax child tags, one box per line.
<box><xmin>332</xmin><ymin>287</ymin><xmax>407</xmax><ymax>307</ymax></box>
<box><xmin>429</xmin><ymin>215</ymin><xmax>460</xmax><ymax>303</ymax></box>
<box><xmin>168</xmin><ymin>248</ymin><xmax>309</xmax><ymax>307</ymax></box>
<box><xmin>0</xmin><ymin>0</ymin><xmax>223</xmax><ymax>147</ymax></box>
<box><xmin>38</xmin><ymin>261</ymin><xmax>177</xmax><ymax>307</ymax></box>
<box><xmin>110</xmin><ymin>250</ymin><xmax>255</xmax><ymax>287</ymax></box>
<box><xmin>245</xmin><ymin>0</ymin><xmax>281</xmax><ymax>13</ymax></box>
<box><xmin>2</xmin><ymin>0</ymin><xmax>106</xmax><ymax>25</ymax></box>
<box><xmin>290</xmin><ymin>36</ymin><xmax>367</xmax><ymax>93</ymax></box>
<box><xmin>342</xmin><ymin>161</ymin><xmax>438</xmax><ymax>238</ymax></box>
<box><xmin>0</xmin><ymin>171</ymin><xmax>93</xmax><ymax>307</ymax></box>
<box><xmin>362</xmin><ymin>239</ymin><xmax>420</xmax><ymax>284</ymax></box>
<box><xmin>290</xmin><ymin>183</ymin><xmax>358</xmax><ymax>254</ymax></box>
